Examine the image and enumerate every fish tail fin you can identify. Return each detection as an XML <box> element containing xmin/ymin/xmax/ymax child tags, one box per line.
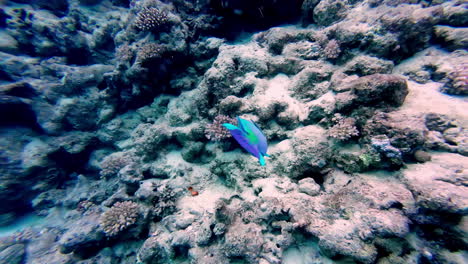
<box><xmin>259</xmin><ymin>154</ymin><xmax>266</xmax><ymax>166</ymax></box>
<box><xmin>264</xmin><ymin>153</ymin><xmax>270</xmax><ymax>157</ymax></box>
<box><xmin>223</xmin><ymin>123</ymin><xmax>239</xmax><ymax>130</ymax></box>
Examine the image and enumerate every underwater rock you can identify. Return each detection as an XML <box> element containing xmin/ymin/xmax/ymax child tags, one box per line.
<box><xmin>333</xmin><ymin>145</ymin><xmax>381</xmax><ymax>173</ymax></box>
<box><xmin>343</xmin><ymin>55</ymin><xmax>394</xmax><ymax>76</ymax></box>
<box><xmin>289</xmin><ymin>62</ymin><xmax>333</xmax><ymax>100</ymax></box>
<box><xmin>424</xmin><ymin>113</ymin><xmax>467</xmax><ymax>156</ymax></box>
<box><xmin>335</xmin><ymin>74</ymin><xmax>408</xmax><ymax>111</ymax></box>
<box><xmin>31</xmin><ymin>189</ymin><xmax>66</xmax><ymax>211</ymax></box>
<box><xmin>222</xmin><ymin>222</ymin><xmax>264</xmax><ymax>262</ymax></box>
<box><xmin>59</xmin><ymin>211</ymin><xmax>105</xmax><ymax>255</ymax></box>
<box><xmin>0</xmin><ymin>95</ymin><xmax>42</xmax><ymax>131</ymax></box>
<box><xmin>131</xmin><ymin>123</ymin><xmax>172</xmax><ymax>161</ymax></box>
<box><xmin>203</xmin><ymin>43</ymin><xmax>269</xmax><ymax>102</ymax></box>
<box><xmin>21</xmin><ymin>139</ymin><xmax>52</xmax><ymax>172</ymax></box>
<box><xmin>313</xmin><ymin>0</ymin><xmax>352</xmax><ymax>26</ymax></box>
<box><xmin>434</xmin><ymin>25</ymin><xmax>468</xmax><ymax>51</ymax></box>
<box><xmin>78</xmin><ymin>0</ymin><xmax>104</xmax><ymax>6</ymax></box>
<box><xmin>137</xmin><ymin>237</ymin><xmax>171</xmax><ymax>264</ymax></box>
<box><xmin>0</xmin><ymin>129</ymin><xmax>37</xmax><ymax>218</ymax></box>
<box><xmin>425</xmin><ymin>113</ymin><xmax>456</xmax><ymax>132</ymax></box>
<box><xmin>275</xmin><ymin>125</ymin><xmax>330</xmax><ymax>179</ymax></box>
<box><xmin>402</xmin><ymin>152</ymin><xmax>468</xmax><ymax>214</ymax></box>
<box><xmin>97</xmin><ymin>111</ymin><xmax>143</xmax><ymax>145</ymax></box>
<box><xmin>54</xmin><ymin>95</ymin><xmax>102</xmax><ymax>131</ymax></box>
<box><xmin>0</xmin><ymin>31</ymin><xmax>18</xmax><ymax>54</ymax></box>
<box><xmin>0</xmin><ymin>82</ymin><xmax>36</xmax><ymax>98</ymax></box>
<box><xmin>414</xmin><ymin>150</ymin><xmax>432</xmax><ymax>163</ymax></box>
<box><xmin>0</xmin><ymin>243</ymin><xmax>25</xmax><ymax>264</ymax></box>
<box><xmin>298</xmin><ymin>178</ymin><xmax>321</xmax><ymax>196</ymax></box>
<box><xmin>282</xmin><ymin>40</ymin><xmax>322</xmax><ymax>60</ymax></box>
<box><xmin>181</xmin><ymin>142</ymin><xmax>205</xmax><ymax>163</ymax></box>
<box><xmin>318</xmin><ymin>231</ymin><xmax>377</xmax><ymax>264</ymax></box>
<box><xmin>50</xmin><ymin>64</ymin><xmax>114</xmax><ymax>97</ymax></box>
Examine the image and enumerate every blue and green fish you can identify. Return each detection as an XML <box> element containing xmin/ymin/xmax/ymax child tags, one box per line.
<box><xmin>223</xmin><ymin>117</ymin><xmax>269</xmax><ymax>166</ymax></box>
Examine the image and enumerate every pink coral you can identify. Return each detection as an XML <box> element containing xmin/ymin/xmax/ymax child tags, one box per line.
<box><xmin>205</xmin><ymin>115</ymin><xmax>236</xmax><ymax>141</ymax></box>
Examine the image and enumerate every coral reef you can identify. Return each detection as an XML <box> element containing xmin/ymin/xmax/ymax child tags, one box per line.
<box><xmin>0</xmin><ymin>0</ymin><xmax>467</xmax><ymax>264</ymax></box>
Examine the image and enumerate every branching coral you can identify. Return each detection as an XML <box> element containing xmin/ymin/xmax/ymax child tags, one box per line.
<box><xmin>134</xmin><ymin>7</ymin><xmax>169</xmax><ymax>31</ymax></box>
<box><xmin>116</xmin><ymin>43</ymin><xmax>134</xmax><ymax>63</ymax></box>
<box><xmin>328</xmin><ymin>114</ymin><xmax>359</xmax><ymax>141</ymax></box>
<box><xmin>100</xmin><ymin>201</ymin><xmax>140</xmax><ymax>236</ymax></box>
<box><xmin>205</xmin><ymin>115</ymin><xmax>236</xmax><ymax>141</ymax></box>
<box><xmin>136</xmin><ymin>43</ymin><xmax>166</xmax><ymax>64</ymax></box>
<box><xmin>324</xmin><ymin>39</ymin><xmax>341</xmax><ymax>59</ymax></box>
<box><xmin>152</xmin><ymin>184</ymin><xmax>179</xmax><ymax>219</ymax></box>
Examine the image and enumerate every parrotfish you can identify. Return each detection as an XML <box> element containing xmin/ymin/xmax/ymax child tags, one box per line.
<box><xmin>223</xmin><ymin>117</ymin><xmax>269</xmax><ymax>166</ymax></box>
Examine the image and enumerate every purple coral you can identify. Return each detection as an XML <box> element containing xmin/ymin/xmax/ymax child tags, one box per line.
<box><xmin>205</xmin><ymin>115</ymin><xmax>236</xmax><ymax>141</ymax></box>
<box><xmin>324</xmin><ymin>39</ymin><xmax>341</xmax><ymax>59</ymax></box>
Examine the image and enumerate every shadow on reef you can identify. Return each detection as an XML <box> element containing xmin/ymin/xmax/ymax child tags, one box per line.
<box><xmin>207</xmin><ymin>0</ymin><xmax>305</xmax><ymax>40</ymax></box>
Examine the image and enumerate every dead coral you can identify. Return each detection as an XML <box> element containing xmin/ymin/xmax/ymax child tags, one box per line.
<box><xmin>100</xmin><ymin>201</ymin><xmax>140</xmax><ymax>236</ymax></box>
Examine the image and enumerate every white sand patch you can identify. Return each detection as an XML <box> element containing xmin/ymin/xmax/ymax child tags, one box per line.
<box><xmin>395</xmin><ymin>81</ymin><xmax>468</xmax><ymax>127</ymax></box>
<box><xmin>252</xmin><ymin>177</ymin><xmax>293</xmax><ymax>200</ymax></box>
<box><xmin>164</xmin><ymin>150</ymin><xmax>190</xmax><ymax>167</ymax></box>
<box><xmin>177</xmin><ymin>183</ymin><xmax>234</xmax><ymax>213</ymax></box>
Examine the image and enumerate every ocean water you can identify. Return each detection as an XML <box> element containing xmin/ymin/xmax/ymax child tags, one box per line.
<box><xmin>0</xmin><ymin>0</ymin><xmax>467</xmax><ymax>263</ymax></box>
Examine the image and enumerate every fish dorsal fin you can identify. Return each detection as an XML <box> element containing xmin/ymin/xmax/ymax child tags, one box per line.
<box><xmin>250</xmin><ymin>120</ymin><xmax>263</xmax><ymax>132</ymax></box>
<box><xmin>237</xmin><ymin>117</ymin><xmax>248</xmax><ymax>133</ymax></box>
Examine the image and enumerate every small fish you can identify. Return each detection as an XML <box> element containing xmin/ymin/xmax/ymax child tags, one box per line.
<box><xmin>223</xmin><ymin>117</ymin><xmax>269</xmax><ymax>166</ymax></box>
